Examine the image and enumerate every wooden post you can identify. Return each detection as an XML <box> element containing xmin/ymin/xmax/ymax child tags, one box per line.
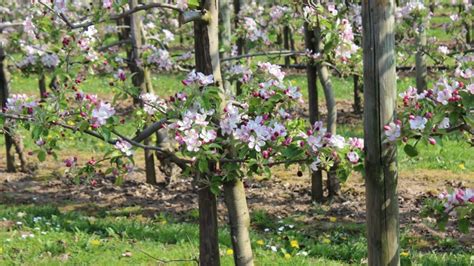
<box><xmin>304</xmin><ymin>22</ymin><xmax>323</xmax><ymax>203</ymax></box>
<box><xmin>194</xmin><ymin>0</ymin><xmax>222</xmax><ymax>265</ymax></box>
<box><xmin>0</xmin><ymin>46</ymin><xmax>16</xmax><ymax>172</ymax></box>
<box><xmin>415</xmin><ymin>18</ymin><xmax>427</xmax><ymax>92</ymax></box>
<box><xmin>362</xmin><ymin>0</ymin><xmax>400</xmax><ymax>265</ymax></box>
<box><xmin>128</xmin><ymin>0</ymin><xmax>157</xmax><ymax>185</ymax></box>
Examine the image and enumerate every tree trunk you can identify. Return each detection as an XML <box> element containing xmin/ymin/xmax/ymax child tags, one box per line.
<box><xmin>283</xmin><ymin>25</ymin><xmax>291</xmax><ymax>67</ymax></box>
<box><xmin>304</xmin><ymin>22</ymin><xmax>323</xmax><ymax>203</ymax></box>
<box><xmin>219</xmin><ymin>0</ymin><xmax>232</xmax><ymax>92</ymax></box>
<box><xmin>0</xmin><ymin>46</ymin><xmax>15</xmax><ymax>172</ymax></box>
<box><xmin>313</xmin><ymin>22</ymin><xmax>339</xmax><ymax>196</ymax></box>
<box><xmin>223</xmin><ymin>179</ymin><xmax>254</xmax><ymax>266</ymax></box>
<box><xmin>194</xmin><ymin>0</ymin><xmax>223</xmax><ymax>265</ymax></box>
<box><xmin>129</xmin><ymin>0</ymin><xmax>156</xmax><ymax>185</ymax></box>
<box><xmin>415</xmin><ymin>19</ymin><xmax>427</xmax><ymax>93</ymax></box>
<box><xmin>11</xmin><ymin>133</ymin><xmax>27</xmax><ymax>172</ymax></box>
<box><xmin>353</xmin><ymin>75</ymin><xmax>362</xmax><ymax>114</ymax></box>
<box><xmin>234</xmin><ymin>0</ymin><xmax>245</xmax><ymax>95</ymax></box>
<box><xmin>362</xmin><ymin>0</ymin><xmax>400</xmax><ymax>265</ymax></box>
<box><xmin>39</xmin><ymin>73</ymin><xmax>47</xmax><ymax>100</ymax></box>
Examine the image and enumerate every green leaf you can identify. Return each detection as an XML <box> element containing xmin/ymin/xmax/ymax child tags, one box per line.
<box><xmin>458</xmin><ymin>218</ymin><xmax>469</xmax><ymax>234</ymax></box>
<box><xmin>404</xmin><ymin>144</ymin><xmax>419</xmax><ymax>157</ymax></box>
<box><xmin>198</xmin><ymin>159</ymin><xmax>208</xmax><ymax>173</ymax></box>
<box><xmin>37</xmin><ymin>150</ymin><xmax>46</xmax><ymax>162</ymax></box>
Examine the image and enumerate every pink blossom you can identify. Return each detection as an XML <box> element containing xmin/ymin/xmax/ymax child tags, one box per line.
<box><xmin>200</xmin><ymin>128</ymin><xmax>217</xmax><ymax>143</ymax></box>
<box><xmin>384</xmin><ymin>122</ymin><xmax>401</xmax><ymax>141</ymax></box>
<box><xmin>409</xmin><ymin>116</ymin><xmax>427</xmax><ymax>130</ymax></box>
<box><xmin>103</xmin><ymin>0</ymin><xmax>113</xmax><ymax>9</ymax></box>
<box><xmin>348</xmin><ymin>137</ymin><xmax>364</xmax><ymax>150</ymax></box>
<box><xmin>115</xmin><ymin>138</ymin><xmax>133</xmax><ymax>156</ymax></box>
<box><xmin>91</xmin><ymin>102</ymin><xmax>115</xmax><ymax>126</ymax></box>
<box><xmin>347</xmin><ymin>151</ymin><xmax>360</xmax><ymax>164</ymax></box>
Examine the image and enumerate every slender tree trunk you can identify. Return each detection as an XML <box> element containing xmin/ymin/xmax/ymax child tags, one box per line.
<box><xmin>304</xmin><ymin>22</ymin><xmax>323</xmax><ymax>203</ymax></box>
<box><xmin>353</xmin><ymin>75</ymin><xmax>362</xmax><ymax>114</ymax></box>
<box><xmin>415</xmin><ymin>19</ymin><xmax>427</xmax><ymax>93</ymax></box>
<box><xmin>283</xmin><ymin>25</ymin><xmax>291</xmax><ymax>67</ymax></box>
<box><xmin>313</xmin><ymin>22</ymin><xmax>339</xmax><ymax>197</ymax></box>
<box><xmin>289</xmin><ymin>26</ymin><xmax>297</xmax><ymax>64</ymax></box>
<box><xmin>39</xmin><ymin>73</ymin><xmax>47</xmax><ymax>100</ymax></box>
<box><xmin>362</xmin><ymin>0</ymin><xmax>400</xmax><ymax>265</ymax></box>
<box><xmin>219</xmin><ymin>0</ymin><xmax>232</xmax><ymax>92</ymax></box>
<box><xmin>194</xmin><ymin>0</ymin><xmax>223</xmax><ymax>265</ymax></box>
<box><xmin>0</xmin><ymin>46</ymin><xmax>15</xmax><ymax>172</ymax></box>
<box><xmin>223</xmin><ymin>179</ymin><xmax>254</xmax><ymax>266</ymax></box>
<box><xmin>11</xmin><ymin>133</ymin><xmax>27</xmax><ymax>172</ymax></box>
<box><xmin>234</xmin><ymin>0</ymin><xmax>245</xmax><ymax>95</ymax></box>
<box><xmin>129</xmin><ymin>0</ymin><xmax>157</xmax><ymax>185</ymax></box>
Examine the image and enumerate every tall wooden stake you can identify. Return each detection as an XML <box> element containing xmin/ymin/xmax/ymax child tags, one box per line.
<box><xmin>304</xmin><ymin>22</ymin><xmax>323</xmax><ymax>203</ymax></box>
<box><xmin>362</xmin><ymin>0</ymin><xmax>400</xmax><ymax>265</ymax></box>
<box><xmin>415</xmin><ymin>18</ymin><xmax>427</xmax><ymax>93</ymax></box>
<box><xmin>128</xmin><ymin>0</ymin><xmax>157</xmax><ymax>185</ymax></box>
<box><xmin>194</xmin><ymin>0</ymin><xmax>222</xmax><ymax>265</ymax></box>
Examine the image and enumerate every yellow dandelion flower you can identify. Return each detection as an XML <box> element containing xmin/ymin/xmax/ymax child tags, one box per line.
<box><xmin>290</xmin><ymin>240</ymin><xmax>299</xmax><ymax>248</ymax></box>
<box><xmin>89</xmin><ymin>239</ymin><xmax>101</xmax><ymax>246</ymax></box>
<box><xmin>256</xmin><ymin>240</ymin><xmax>264</xmax><ymax>246</ymax></box>
<box><xmin>400</xmin><ymin>251</ymin><xmax>410</xmax><ymax>257</ymax></box>
<box><xmin>0</xmin><ymin>247</ymin><xmax>3</xmax><ymax>254</ymax></box>
<box><xmin>329</xmin><ymin>217</ymin><xmax>337</xmax><ymax>222</ymax></box>
<box><xmin>226</xmin><ymin>249</ymin><xmax>234</xmax><ymax>255</ymax></box>
<box><xmin>458</xmin><ymin>163</ymin><xmax>465</xmax><ymax>170</ymax></box>
<box><xmin>284</xmin><ymin>253</ymin><xmax>291</xmax><ymax>259</ymax></box>
<box><xmin>322</xmin><ymin>238</ymin><xmax>331</xmax><ymax>244</ymax></box>
<box><xmin>67</xmin><ymin>121</ymin><xmax>76</xmax><ymax>126</ymax></box>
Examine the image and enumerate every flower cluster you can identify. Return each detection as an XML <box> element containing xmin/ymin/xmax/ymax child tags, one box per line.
<box><xmin>385</xmin><ymin>78</ymin><xmax>473</xmax><ymax>145</ymax></box>
<box><xmin>5</xmin><ymin>94</ymin><xmax>38</xmax><ymax>115</ymax></box>
<box><xmin>439</xmin><ymin>188</ymin><xmax>474</xmax><ymax>215</ymax></box>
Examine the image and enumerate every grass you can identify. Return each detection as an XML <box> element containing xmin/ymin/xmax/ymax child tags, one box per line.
<box><xmin>0</xmin><ymin>205</ymin><xmax>471</xmax><ymax>265</ymax></box>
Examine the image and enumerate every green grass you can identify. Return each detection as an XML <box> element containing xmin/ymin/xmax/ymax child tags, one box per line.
<box><xmin>0</xmin><ymin>205</ymin><xmax>472</xmax><ymax>266</ymax></box>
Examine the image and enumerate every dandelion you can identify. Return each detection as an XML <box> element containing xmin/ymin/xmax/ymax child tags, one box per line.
<box><xmin>458</xmin><ymin>163</ymin><xmax>465</xmax><ymax>170</ymax></box>
<box><xmin>89</xmin><ymin>239</ymin><xmax>101</xmax><ymax>246</ymax></box>
<box><xmin>284</xmin><ymin>253</ymin><xmax>292</xmax><ymax>259</ymax></box>
<box><xmin>226</xmin><ymin>249</ymin><xmax>234</xmax><ymax>255</ymax></box>
<box><xmin>256</xmin><ymin>240</ymin><xmax>264</xmax><ymax>246</ymax></box>
<box><xmin>290</xmin><ymin>240</ymin><xmax>299</xmax><ymax>248</ymax></box>
<box><xmin>322</xmin><ymin>238</ymin><xmax>331</xmax><ymax>244</ymax></box>
<box><xmin>400</xmin><ymin>251</ymin><xmax>410</xmax><ymax>257</ymax></box>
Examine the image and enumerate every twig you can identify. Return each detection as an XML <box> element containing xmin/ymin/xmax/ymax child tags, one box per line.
<box><xmin>136</xmin><ymin>247</ymin><xmax>199</xmax><ymax>265</ymax></box>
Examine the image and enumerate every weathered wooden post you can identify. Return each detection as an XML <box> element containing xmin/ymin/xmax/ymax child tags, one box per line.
<box><xmin>304</xmin><ymin>22</ymin><xmax>324</xmax><ymax>203</ymax></box>
<box><xmin>0</xmin><ymin>45</ymin><xmax>15</xmax><ymax>172</ymax></box>
<box><xmin>362</xmin><ymin>0</ymin><xmax>400</xmax><ymax>265</ymax></box>
<box><xmin>194</xmin><ymin>0</ymin><xmax>222</xmax><ymax>265</ymax></box>
<box><xmin>128</xmin><ymin>0</ymin><xmax>157</xmax><ymax>185</ymax></box>
<box><xmin>219</xmin><ymin>0</ymin><xmax>232</xmax><ymax>92</ymax></box>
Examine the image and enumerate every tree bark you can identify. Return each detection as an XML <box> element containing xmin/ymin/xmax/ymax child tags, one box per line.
<box><xmin>39</xmin><ymin>73</ymin><xmax>47</xmax><ymax>101</ymax></box>
<box><xmin>219</xmin><ymin>0</ymin><xmax>232</xmax><ymax>92</ymax></box>
<box><xmin>362</xmin><ymin>0</ymin><xmax>400</xmax><ymax>265</ymax></box>
<box><xmin>353</xmin><ymin>75</ymin><xmax>362</xmax><ymax>114</ymax></box>
<box><xmin>234</xmin><ymin>0</ymin><xmax>245</xmax><ymax>95</ymax></box>
<box><xmin>415</xmin><ymin>19</ymin><xmax>427</xmax><ymax>93</ymax></box>
<box><xmin>194</xmin><ymin>0</ymin><xmax>223</xmax><ymax>265</ymax></box>
<box><xmin>283</xmin><ymin>25</ymin><xmax>291</xmax><ymax>67</ymax></box>
<box><xmin>0</xmin><ymin>46</ymin><xmax>15</xmax><ymax>172</ymax></box>
<box><xmin>129</xmin><ymin>0</ymin><xmax>157</xmax><ymax>185</ymax></box>
<box><xmin>223</xmin><ymin>179</ymin><xmax>254</xmax><ymax>266</ymax></box>
<box><xmin>313</xmin><ymin>21</ymin><xmax>339</xmax><ymax>197</ymax></box>
<box><xmin>304</xmin><ymin>22</ymin><xmax>323</xmax><ymax>203</ymax></box>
